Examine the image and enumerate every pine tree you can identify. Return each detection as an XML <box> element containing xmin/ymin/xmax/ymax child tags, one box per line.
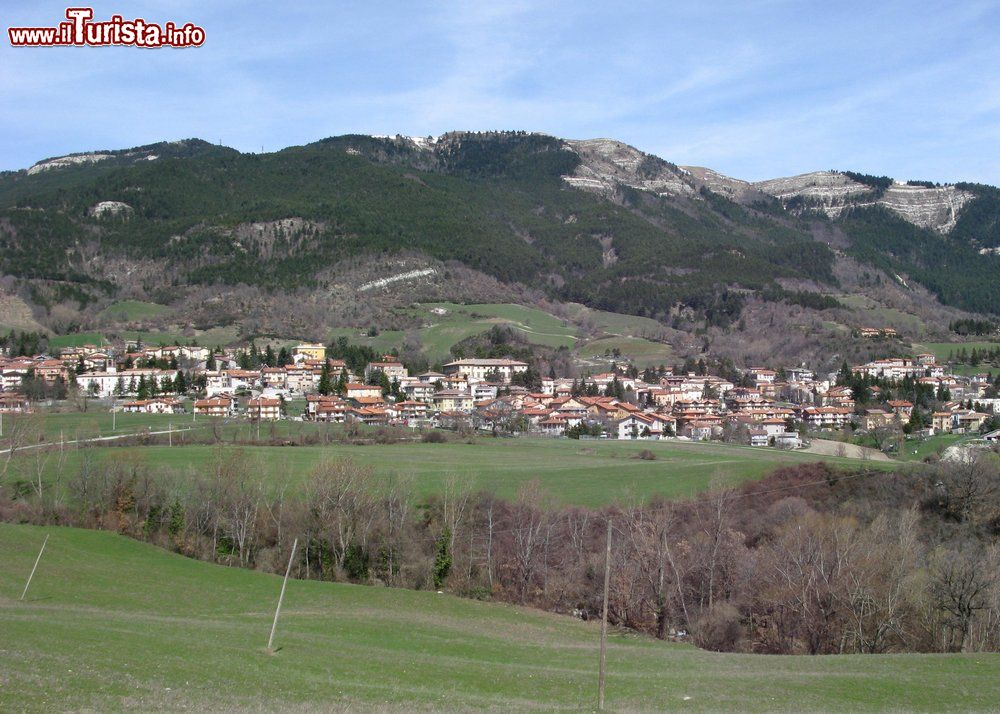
<box><xmin>318</xmin><ymin>363</ymin><xmax>333</xmax><ymax>395</ymax></box>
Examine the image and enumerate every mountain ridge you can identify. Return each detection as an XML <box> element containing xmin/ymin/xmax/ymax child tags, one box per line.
<box><xmin>0</xmin><ymin>130</ymin><xmax>997</xmax><ymax>355</ymax></box>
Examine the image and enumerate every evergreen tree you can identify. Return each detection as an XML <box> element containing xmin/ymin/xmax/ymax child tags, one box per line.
<box><xmin>318</xmin><ymin>363</ymin><xmax>333</xmax><ymax>395</ymax></box>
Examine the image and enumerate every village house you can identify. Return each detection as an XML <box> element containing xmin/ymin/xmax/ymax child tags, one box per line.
<box><xmin>952</xmin><ymin>410</ymin><xmax>990</xmax><ymax>433</ymax></box>
<box><xmin>931</xmin><ymin>412</ymin><xmax>953</xmax><ymax>434</ymax></box>
<box><xmin>34</xmin><ymin>359</ymin><xmax>71</xmax><ymax>384</ymax></box>
<box><xmin>345</xmin><ymin>383</ymin><xmax>382</xmax><ymax>400</ymax></box>
<box><xmin>887</xmin><ymin>400</ymin><xmax>914</xmax><ymax>418</ymax></box>
<box><xmin>863</xmin><ymin>409</ymin><xmax>893</xmax><ymax>431</ymax></box>
<box><xmin>76</xmin><ymin>368</ymin><xmax>175</xmax><ymax>399</ymax></box>
<box><xmin>680</xmin><ymin>420</ymin><xmax>720</xmax><ymax>441</ymax></box>
<box><xmin>121</xmin><ymin>398</ymin><xmax>184</xmax><ymax>414</ymax></box>
<box><xmin>347</xmin><ymin>406</ymin><xmax>389</xmax><ymax>425</ymax></box>
<box><xmin>401</xmin><ymin>379</ymin><xmax>436</xmax><ymax>402</ymax></box>
<box><xmin>292</xmin><ymin>342</ymin><xmax>326</xmax><ymax>362</ymax></box>
<box><xmin>205</xmin><ymin>369</ymin><xmax>259</xmax><ymax>396</ymax></box>
<box><xmin>0</xmin><ymin>392</ymin><xmax>30</xmax><ymax>413</ymax></box>
<box><xmin>285</xmin><ymin>363</ymin><xmax>322</xmax><ymax>393</ymax></box>
<box><xmin>749</xmin><ymin>367</ymin><xmax>777</xmax><ymax>386</ymax></box>
<box><xmin>394</xmin><ymin>400</ymin><xmax>429</xmax><ymax>422</ymax></box>
<box><xmin>432</xmin><ymin>390</ymin><xmax>474</xmax><ymax>413</ymax></box>
<box><xmin>615</xmin><ymin>413</ymin><xmax>661</xmax><ymax>440</ymax></box>
<box><xmin>853</xmin><ymin>358</ymin><xmax>944</xmax><ymax>380</ymax></box>
<box><xmin>364</xmin><ymin>360</ymin><xmax>408</xmax><ymax>383</ymax></box>
<box><xmin>261</xmin><ymin>367</ymin><xmax>289</xmax><ymax>390</ymax></box>
<box><xmin>800</xmin><ymin>406</ymin><xmax>853</xmax><ymax>430</ymax></box>
<box><xmin>247</xmin><ymin>397</ymin><xmax>282</xmax><ymax>420</ymax></box>
<box><xmin>307</xmin><ymin>395</ymin><xmax>349</xmax><ymax>423</ymax></box>
<box><xmin>774</xmin><ymin>431</ymin><xmax>803</xmax><ymax>449</ymax></box>
<box><xmin>537</xmin><ymin>415</ymin><xmax>569</xmax><ymax>436</ymax></box>
<box><xmin>442</xmin><ymin>358</ymin><xmax>528</xmax><ymax>384</ymax></box>
<box><xmin>193</xmin><ymin>396</ymin><xmax>235</xmax><ymax>417</ymax></box>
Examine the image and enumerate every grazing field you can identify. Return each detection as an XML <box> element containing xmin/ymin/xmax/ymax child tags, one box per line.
<box><xmin>1</xmin><ymin>525</ymin><xmax>995</xmax><ymax>712</ymax></box>
<box><xmin>46</xmin><ymin>326</ymin><xmax>240</xmax><ymax>351</ymax></box>
<box><xmin>912</xmin><ymin>340</ymin><xmax>1000</xmax><ymax>361</ymax></box>
<box><xmin>1</xmin><ymin>409</ymin><xmax>192</xmax><ymax>445</ymax></box>
<box><xmin>9</xmin><ymin>435</ymin><xmax>893</xmax><ymax>507</ymax></box>
<box><xmin>835</xmin><ymin>295</ymin><xmax>927</xmax><ymax>333</ymax></box>
<box><xmin>333</xmin><ymin>303</ymin><xmax>583</xmax><ymax>361</ymax></box>
<box><xmin>565</xmin><ymin>303</ymin><xmax>669</xmax><ymax>338</ymax></box>
<box><xmin>97</xmin><ymin>300</ymin><xmax>172</xmax><ymax>322</ymax></box>
<box><xmin>576</xmin><ymin>335</ymin><xmax>673</xmax><ymax>367</ymax></box>
<box><xmin>46</xmin><ymin>332</ymin><xmax>106</xmax><ymax>350</ymax></box>
<box><xmin>413</xmin><ymin>302</ymin><xmax>579</xmax><ymax>357</ymax></box>
<box><xmin>895</xmin><ymin>433</ymin><xmax>972</xmax><ymax>462</ymax></box>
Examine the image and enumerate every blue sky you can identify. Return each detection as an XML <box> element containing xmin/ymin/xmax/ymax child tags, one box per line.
<box><xmin>2</xmin><ymin>1</ymin><xmax>998</xmax><ymax>183</ymax></box>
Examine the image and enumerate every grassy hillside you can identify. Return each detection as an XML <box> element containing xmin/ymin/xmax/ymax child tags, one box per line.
<box><xmin>1</xmin><ymin>525</ymin><xmax>995</xmax><ymax>711</ymax></box>
<box><xmin>7</xmin><ymin>433</ymin><xmax>892</xmax><ymax>507</ymax></box>
<box><xmin>97</xmin><ymin>299</ymin><xmax>172</xmax><ymax>322</ymax></box>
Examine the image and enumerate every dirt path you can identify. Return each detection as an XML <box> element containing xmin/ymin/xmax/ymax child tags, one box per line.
<box><xmin>801</xmin><ymin>438</ymin><xmax>893</xmax><ymax>462</ymax></box>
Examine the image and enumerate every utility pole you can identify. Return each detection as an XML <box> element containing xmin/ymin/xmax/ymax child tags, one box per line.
<box><xmin>598</xmin><ymin>519</ymin><xmax>612</xmax><ymax>710</ymax></box>
<box><xmin>20</xmin><ymin>534</ymin><xmax>49</xmax><ymax>601</ymax></box>
<box><xmin>267</xmin><ymin>537</ymin><xmax>298</xmax><ymax>652</ymax></box>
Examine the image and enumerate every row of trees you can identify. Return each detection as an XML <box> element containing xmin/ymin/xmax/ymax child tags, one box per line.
<box><xmin>3</xmin><ymin>445</ymin><xmax>997</xmax><ymax>655</ymax></box>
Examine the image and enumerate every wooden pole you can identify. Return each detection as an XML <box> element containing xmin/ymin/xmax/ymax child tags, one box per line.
<box><xmin>267</xmin><ymin>537</ymin><xmax>298</xmax><ymax>651</ymax></box>
<box><xmin>20</xmin><ymin>534</ymin><xmax>49</xmax><ymax>601</ymax></box>
<box><xmin>598</xmin><ymin>519</ymin><xmax>612</xmax><ymax>710</ymax></box>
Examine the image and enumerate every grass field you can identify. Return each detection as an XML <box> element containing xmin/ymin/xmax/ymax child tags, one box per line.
<box><xmin>414</xmin><ymin>303</ymin><xmax>579</xmax><ymax>357</ymax></box>
<box><xmin>894</xmin><ymin>433</ymin><xmax>971</xmax><ymax>462</ymax></box>
<box><xmin>912</xmin><ymin>340</ymin><xmax>1000</xmax><ymax>361</ymax></box>
<box><xmin>97</xmin><ymin>300</ymin><xmax>172</xmax><ymax>322</ymax></box>
<box><xmin>1</xmin><ymin>524</ymin><xmax>995</xmax><ymax>712</ymax></box>
<box><xmin>1</xmin><ymin>409</ymin><xmax>192</xmax><ymax>444</ymax></box>
<box><xmin>565</xmin><ymin>303</ymin><xmax>669</xmax><ymax>338</ymax></box>
<box><xmin>577</xmin><ymin>335</ymin><xmax>673</xmax><ymax>368</ymax></box>
<box><xmin>8</xmin><ymin>434</ymin><xmax>893</xmax><ymax>507</ymax></box>
<box><xmin>47</xmin><ymin>326</ymin><xmax>240</xmax><ymax>351</ymax></box>
<box><xmin>46</xmin><ymin>332</ymin><xmax>106</xmax><ymax>349</ymax></box>
<box><xmin>836</xmin><ymin>295</ymin><xmax>927</xmax><ymax>333</ymax></box>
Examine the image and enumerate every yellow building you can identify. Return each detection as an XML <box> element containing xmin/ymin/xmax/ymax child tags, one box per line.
<box><xmin>293</xmin><ymin>342</ymin><xmax>326</xmax><ymax>361</ymax></box>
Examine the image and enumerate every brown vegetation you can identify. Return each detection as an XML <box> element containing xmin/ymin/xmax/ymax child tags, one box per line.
<box><xmin>2</xmin><ymin>450</ymin><xmax>997</xmax><ymax>655</ymax></box>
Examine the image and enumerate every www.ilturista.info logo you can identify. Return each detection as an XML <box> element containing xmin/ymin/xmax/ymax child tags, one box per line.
<box><xmin>8</xmin><ymin>7</ymin><xmax>205</xmax><ymax>48</ymax></box>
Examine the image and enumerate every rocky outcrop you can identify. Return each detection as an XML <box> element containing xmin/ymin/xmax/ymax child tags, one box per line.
<box><xmin>562</xmin><ymin>139</ymin><xmax>696</xmax><ymax>198</ymax></box>
<box><xmin>750</xmin><ymin>173</ymin><xmax>974</xmax><ymax>233</ymax></box>
<box><xmin>878</xmin><ymin>183</ymin><xmax>974</xmax><ymax>232</ymax></box>
<box><xmin>752</xmin><ymin>171</ymin><xmax>875</xmax><ymax>218</ymax></box>
<box><xmin>681</xmin><ymin>166</ymin><xmax>759</xmax><ymax>202</ymax></box>
<box><xmin>89</xmin><ymin>201</ymin><xmax>133</xmax><ymax>218</ymax></box>
<box><xmin>29</xmin><ymin>153</ymin><xmax>114</xmax><ymax>174</ymax></box>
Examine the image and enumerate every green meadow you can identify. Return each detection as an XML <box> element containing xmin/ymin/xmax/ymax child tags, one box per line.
<box><xmin>1</xmin><ymin>525</ymin><xmax>995</xmax><ymax>712</ymax></box>
<box><xmin>7</xmin><ymin>432</ymin><xmax>892</xmax><ymax>507</ymax></box>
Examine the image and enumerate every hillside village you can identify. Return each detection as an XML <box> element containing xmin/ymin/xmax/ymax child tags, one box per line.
<box><xmin>2</xmin><ymin>335</ymin><xmax>998</xmax><ymax>451</ymax></box>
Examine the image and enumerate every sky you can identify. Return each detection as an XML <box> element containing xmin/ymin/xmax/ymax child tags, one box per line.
<box><xmin>1</xmin><ymin>1</ymin><xmax>998</xmax><ymax>183</ymax></box>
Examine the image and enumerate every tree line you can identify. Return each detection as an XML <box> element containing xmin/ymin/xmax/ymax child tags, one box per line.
<box><xmin>2</xmin><ymin>444</ymin><xmax>997</xmax><ymax>655</ymax></box>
